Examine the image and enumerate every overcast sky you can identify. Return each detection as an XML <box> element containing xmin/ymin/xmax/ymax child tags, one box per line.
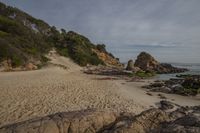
<box><xmin>1</xmin><ymin>0</ymin><xmax>200</xmax><ymax>63</ymax></box>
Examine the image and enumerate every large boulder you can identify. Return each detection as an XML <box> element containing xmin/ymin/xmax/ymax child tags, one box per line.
<box><xmin>126</xmin><ymin>59</ymin><xmax>141</xmax><ymax>72</ymax></box>
<box><xmin>159</xmin><ymin>100</ymin><xmax>175</xmax><ymax>110</ymax></box>
<box><xmin>1</xmin><ymin>107</ymin><xmax>199</xmax><ymax>133</ymax></box>
<box><xmin>154</xmin><ymin>105</ymin><xmax>200</xmax><ymax>133</ymax></box>
<box><xmin>0</xmin><ymin>109</ymin><xmax>118</xmax><ymax>133</ymax></box>
<box><xmin>134</xmin><ymin>52</ymin><xmax>188</xmax><ymax>74</ymax></box>
<box><xmin>0</xmin><ymin>109</ymin><xmax>170</xmax><ymax>133</ymax></box>
<box><xmin>102</xmin><ymin>108</ymin><xmax>170</xmax><ymax>133</ymax></box>
<box><xmin>157</xmin><ymin>114</ymin><xmax>200</xmax><ymax>133</ymax></box>
<box><xmin>134</xmin><ymin>52</ymin><xmax>159</xmax><ymax>71</ymax></box>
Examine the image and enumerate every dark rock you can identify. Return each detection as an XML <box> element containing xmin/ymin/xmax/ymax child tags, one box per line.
<box><xmin>102</xmin><ymin>108</ymin><xmax>170</xmax><ymax>133</ymax></box>
<box><xmin>153</xmin><ymin>106</ymin><xmax>200</xmax><ymax>133</ymax></box>
<box><xmin>169</xmin><ymin>107</ymin><xmax>188</xmax><ymax>119</ymax></box>
<box><xmin>150</xmin><ymin>82</ymin><xmax>165</xmax><ymax>87</ymax></box>
<box><xmin>174</xmin><ymin>114</ymin><xmax>200</xmax><ymax>127</ymax></box>
<box><xmin>181</xmin><ymin>78</ymin><xmax>200</xmax><ymax>95</ymax></box>
<box><xmin>157</xmin><ymin>114</ymin><xmax>200</xmax><ymax>133</ymax></box>
<box><xmin>0</xmin><ymin>109</ymin><xmax>118</xmax><ymax>133</ymax></box>
<box><xmin>171</xmin><ymin>84</ymin><xmax>184</xmax><ymax>94</ymax></box>
<box><xmin>145</xmin><ymin>75</ymin><xmax>200</xmax><ymax>96</ymax></box>
<box><xmin>126</xmin><ymin>59</ymin><xmax>141</xmax><ymax>72</ymax></box>
<box><xmin>150</xmin><ymin>87</ymin><xmax>171</xmax><ymax>93</ymax></box>
<box><xmin>0</xmin><ymin>108</ymin><xmax>170</xmax><ymax>133</ymax></box>
<box><xmin>158</xmin><ymin>124</ymin><xmax>200</xmax><ymax>133</ymax></box>
<box><xmin>126</xmin><ymin>59</ymin><xmax>134</xmax><ymax>71</ymax></box>
<box><xmin>160</xmin><ymin>63</ymin><xmax>188</xmax><ymax>73</ymax></box>
<box><xmin>146</xmin><ymin>92</ymin><xmax>153</xmax><ymax>96</ymax></box>
<box><xmin>1</xmin><ymin>106</ymin><xmax>199</xmax><ymax>133</ymax></box>
<box><xmin>159</xmin><ymin>100</ymin><xmax>174</xmax><ymax>110</ymax></box>
<box><xmin>134</xmin><ymin>52</ymin><xmax>159</xmax><ymax>71</ymax></box>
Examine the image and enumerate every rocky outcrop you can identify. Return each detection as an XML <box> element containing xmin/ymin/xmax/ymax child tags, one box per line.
<box><xmin>0</xmin><ymin>109</ymin><xmax>169</xmax><ymax>133</ymax></box>
<box><xmin>126</xmin><ymin>59</ymin><xmax>141</xmax><ymax>72</ymax></box>
<box><xmin>143</xmin><ymin>75</ymin><xmax>200</xmax><ymax>96</ymax></box>
<box><xmin>92</xmin><ymin>49</ymin><xmax>123</xmax><ymax>68</ymax></box>
<box><xmin>134</xmin><ymin>52</ymin><xmax>188</xmax><ymax>74</ymax></box>
<box><xmin>134</xmin><ymin>52</ymin><xmax>159</xmax><ymax>71</ymax></box>
<box><xmin>1</xmin><ymin>106</ymin><xmax>200</xmax><ymax>133</ymax></box>
<box><xmin>154</xmin><ymin>106</ymin><xmax>200</xmax><ymax>133</ymax></box>
<box><xmin>102</xmin><ymin>109</ymin><xmax>170</xmax><ymax>133</ymax></box>
<box><xmin>0</xmin><ymin>109</ymin><xmax>118</xmax><ymax>133</ymax></box>
<box><xmin>159</xmin><ymin>100</ymin><xmax>175</xmax><ymax>110</ymax></box>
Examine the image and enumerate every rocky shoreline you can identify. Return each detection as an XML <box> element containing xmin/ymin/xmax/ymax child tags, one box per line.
<box><xmin>127</xmin><ymin>52</ymin><xmax>188</xmax><ymax>74</ymax></box>
<box><xmin>143</xmin><ymin>74</ymin><xmax>200</xmax><ymax>96</ymax></box>
<box><xmin>1</xmin><ymin>103</ymin><xmax>199</xmax><ymax>133</ymax></box>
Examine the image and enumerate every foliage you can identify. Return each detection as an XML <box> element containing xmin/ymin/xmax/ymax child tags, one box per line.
<box><xmin>11</xmin><ymin>55</ymin><xmax>23</xmax><ymax>67</ymax></box>
<box><xmin>135</xmin><ymin>70</ymin><xmax>156</xmax><ymax>78</ymax></box>
<box><xmin>56</xmin><ymin>47</ymin><xmax>69</xmax><ymax>57</ymax></box>
<box><xmin>0</xmin><ymin>2</ymin><xmax>52</xmax><ymax>67</ymax></box>
<box><xmin>60</xmin><ymin>31</ymin><xmax>104</xmax><ymax>66</ymax></box>
<box><xmin>0</xmin><ymin>2</ymin><xmax>112</xmax><ymax>67</ymax></box>
<box><xmin>96</xmin><ymin>44</ymin><xmax>106</xmax><ymax>52</ymax></box>
<box><xmin>181</xmin><ymin>78</ymin><xmax>200</xmax><ymax>95</ymax></box>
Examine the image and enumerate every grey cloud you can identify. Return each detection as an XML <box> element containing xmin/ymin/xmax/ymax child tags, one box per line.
<box><xmin>1</xmin><ymin>0</ymin><xmax>200</xmax><ymax>63</ymax></box>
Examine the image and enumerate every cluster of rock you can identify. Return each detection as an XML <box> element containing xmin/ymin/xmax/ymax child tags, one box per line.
<box><xmin>92</xmin><ymin>49</ymin><xmax>123</xmax><ymax>68</ymax></box>
<box><xmin>0</xmin><ymin>59</ymin><xmax>38</xmax><ymax>72</ymax></box>
<box><xmin>83</xmin><ymin>65</ymin><xmax>131</xmax><ymax>76</ymax></box>
<box><xmin>126</xmin><ymin>59</ymin><xmax>141</xmax><ymax>72</ymax></box>
<box><xmin>126</xmin><ymin>52</ymin><xmax>188</xmax><ymax>74</ymax></box>
<box><xmin>156</xmin><ymin>101</ymin><xmax>200</xmax><ymax>133</ymax></box>
<box><xmin>1</xmin><ymin>105</ymin><xmax>199</xmax><ymax>133</ymax></box>
<box><xmin>143</xmin><ymin>75</ymin><xmax>200</xmax><ymax>96</ymax></box>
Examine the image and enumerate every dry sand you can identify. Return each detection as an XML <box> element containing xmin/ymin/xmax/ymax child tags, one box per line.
<box><xmin>0</xmin><ymin>53</ymin><xmax>199</xmax><ymax>127</ymax></box>
<box><xmin>0</xmin><ymin>53</ymin><xmax>146</xmax><ymax>127</ymax></box>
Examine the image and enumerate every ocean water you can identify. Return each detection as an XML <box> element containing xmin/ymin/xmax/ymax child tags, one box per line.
<box><xmin>156</xmin><ymin>63</ymin><xmax>200</xmax><ymax>80</ymax></box>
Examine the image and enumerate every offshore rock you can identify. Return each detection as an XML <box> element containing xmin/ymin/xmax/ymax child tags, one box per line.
<box><xmin>134</xmin><ymin>52</ymin><xmax>188</xmax><ymax>74</ymax></box>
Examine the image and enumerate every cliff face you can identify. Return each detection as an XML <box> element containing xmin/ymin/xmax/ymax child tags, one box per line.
<box><xmin>134</xmin><ymin>52</ymin><xmax>188</xmax><ymax>74</ymax></box>
<box><xmin>92</xmin><ymin>48</ymin><xmax>123</xmax><ymax>68</ymax></box>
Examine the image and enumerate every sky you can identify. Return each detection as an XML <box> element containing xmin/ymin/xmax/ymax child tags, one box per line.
<box><xmin>1</xmin><ymin>0</ymin><xmax>200</xmax><ymax>63</ymax></box>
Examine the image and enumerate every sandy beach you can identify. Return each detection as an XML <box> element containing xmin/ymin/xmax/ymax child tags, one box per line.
<box><xmin>0</xmin><ymin>55</ymin><xmax>199</xmax><ymax>127</ymax></box>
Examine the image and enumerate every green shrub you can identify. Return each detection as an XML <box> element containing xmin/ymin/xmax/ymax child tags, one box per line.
<box><xmin>41</xmin><ymin>55</ymin><xmax>50</xmax><ymax>63</ymax></box>
<box><xmin>0</xmin><ymin>2</ymin><xmax>110</xmax><ymax>67</ymax></box>
<box><xmin>96</xmin><ymin>44</ymin><xmax>106</xmax><ymax>52</ymax></box>
<box><xmin>56</xmin><ymin>48</ymin><xmax>69</xmax><ymax>57</ymax></box>
<box><xmin>11</xmin><ymin>55</ymin><xmax>23</xmax><ymax>67</ymax></box>
<box><xmin>135</xmin><ymin>71</ymin><xmax>155</xmax><ymax>78</ymax></box>
<box><xmin>127</xmin><ymin>72</ymin><xmax>134</xmax><ymax>77</ymax></box>
<box><xmin>0</xmin><ymin>30</ymin><xmax>8</xmax><ymax>37</ymax></box>
<box><xmin>64</xmin><ymin>31</ymin><xmax>104</xmax><ymax>66</ymax></box>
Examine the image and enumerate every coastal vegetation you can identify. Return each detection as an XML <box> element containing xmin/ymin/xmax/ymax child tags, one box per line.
<box><xmin>0</xmin><ymin>2</ymin><xmax>119</xmax><ymax>69</ymax></box>
<box><xmin>135</xmin><ymin>70</ymin><xmax>156</xmax><ymax>78</ymax></box>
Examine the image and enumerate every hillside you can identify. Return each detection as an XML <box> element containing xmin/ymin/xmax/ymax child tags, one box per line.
<box><xmin>0</xmin><ymin>2</ymin><xmax>121</xmax><ymax>70</ymax></box>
